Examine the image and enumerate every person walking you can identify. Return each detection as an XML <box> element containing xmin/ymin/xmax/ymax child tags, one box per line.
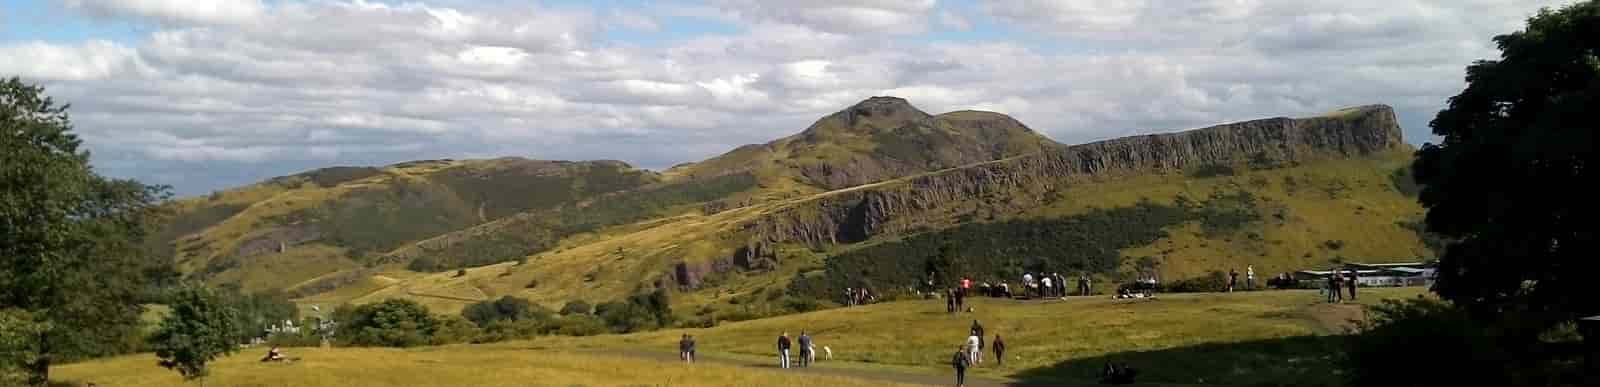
<box><xmin>952</xmin><ymin>345</ymin><xmax>971</xmax><ymax>387</ymax></box>
<box><xmin>1054</xmin><ymin>273</ymin><xmax>1067</xmax><ymax>298</ymax></box>
<box><xmin>1346</xmin><ymin>270</ymin><xmax>1359</xmax><ymax>300</ymax></box>
<box><xmin>1083</xmin><ymin>274</ymin><xmax>1093</xmax><ymax>296</ymax></box>
<box><xmin>777</xmin><ymin>332</ymin><xmax>792</xmax><ymax>369</ymax></box>
<box><xmin>1326</xmin><ymin>274</ymin><xmax>1341</xmax><ymax>303</ymax></box>
<box><xmin>1246</xmin><ymin>265</ymin><xmax>1256</xmax><ymax>291</ymax></box>
<box><xmin>966</xmin><ymin>332</ymin><xmax>982</xmax><ymax>365</ymax></box>
<box><xmin>679</xmin><ymin>334</ymin><xmax>695</xmax><ymax>363</ymax></box>
<box><xmin>1228</xmin><ymin>269</ymin><xmax>1239</xmax><ymax>292</ymax></box>
<box><xmin>798</xmin><ymin>331</ymin><xmax>813</xmax><ymax>368</ymax></box>
<box><xmin>992</xmin><ymin>334</ymin><xmax>1006</xmax><ymax>366</ymax></box>
<box><xmin>1041</xmin><ymin>275</ymin><xmax>1053</xmax><ymax>298</ymax></box>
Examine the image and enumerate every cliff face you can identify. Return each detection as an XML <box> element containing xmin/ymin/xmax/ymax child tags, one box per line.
<box><xmin>745</xmin><ymin>105</ymin><xmax>1405</xmax><ymax>252</ymax></box>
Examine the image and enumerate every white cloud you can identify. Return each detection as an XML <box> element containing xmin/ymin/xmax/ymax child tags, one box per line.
<box><xmin>64</xmin><ymin>0</ymin><xmax>267</xmax><ymax>25</ymax></box>
<box><xmin>710</xmin><ymin>0</ymin><xmax>939</xmax><ymax>34</ymax></box>
<box><xmin>937</xmin><ymin>10</ymin><xmax>972</xmax><ymax>31</ymax></box>
<box><xmin>0</xmin><ymin>40</ymin><xmax>148</xmax><ymax>81</ymax></box>
<box><xmin>8</xmin><ymin>0</ymin><xmax>1580</xmax><ymax>196</ymax></box>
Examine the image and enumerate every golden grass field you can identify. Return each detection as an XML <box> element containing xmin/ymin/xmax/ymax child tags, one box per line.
<box><xmin>61</xmin><ymin>287</ymin><xmax>1427</xmax><ymax>386</ymax></box>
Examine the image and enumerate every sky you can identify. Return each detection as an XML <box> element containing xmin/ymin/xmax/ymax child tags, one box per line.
<box><xmin>0</xmin><ymin>0</ymin><xmax>1577</xmax><ymax>197</ymax></box>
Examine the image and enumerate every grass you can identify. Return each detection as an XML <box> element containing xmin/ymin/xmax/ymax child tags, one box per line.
<box><xmin>520</xmin><ymin>287</ymin><xmax>1426</xmax><ymax>385</ymax></box>
<box><xmin>64</xmin><ymin>288</ymin><xmax>1426</xmax><ymax>386</ymax></box>
<box><xmin>52</xmin><ymin>346</ymin><xmax>922</xmax><ymax>387</ymax></box>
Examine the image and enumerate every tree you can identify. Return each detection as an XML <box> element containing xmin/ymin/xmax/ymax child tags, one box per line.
<box><xmin>0</xmin><ymin>309</ymin><xmax>49</xmax><ymax>385</ymax></box>
<box><xmin>559</xmin><ymin>300</ymin><xmax>593</xmax><ymax>316</ymax></box>
<box><xmin>335</xmin><ymin>299</ymin><xmax>440</xmax><ymax>347</ymax></box>
<box><xmin>149</xmin><ymin>284</ymin><xmax>242</xmax><ymax>385</ymax></box>
<box><xmin>1414</xmin><ymin>1</ymin><xmax>1598</xmax><ymax>328</ymax></box>
<box><xmin>461</xmin><ymin>296</ymin><xmax>552</xmax><ymax>327</ymax></box>
<box><xmin>1405</xmin><ymin>2</ymin><xmax>1597</xmax><ymax>384</ymax></box>
<box><xmin>1</xmin><ymin>77</ymin><xmax>168</xmax><ymax>384</ymax></box>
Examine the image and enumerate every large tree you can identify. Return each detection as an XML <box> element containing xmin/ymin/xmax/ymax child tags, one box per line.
<box><xmin>0</xmin><ymin>77</ymin><xmax>168</xmax><ymax>384</ymax></box>
<box><xmin>1413</xmin><ymin>1</ymin><xmax>1596</xmax><ymax>338</ymax></box>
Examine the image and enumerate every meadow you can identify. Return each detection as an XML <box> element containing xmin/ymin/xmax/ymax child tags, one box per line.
<box><xmin>58</xmin><ymin>287</ymin><xmax>1426</xmax><ymax>386</ymax></box>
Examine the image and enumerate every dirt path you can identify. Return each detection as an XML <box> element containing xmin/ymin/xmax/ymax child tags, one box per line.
<box><xmin>584</xmin><ymin>348</ymin><xmax>1023</xmax><ymax>387</ymax></box>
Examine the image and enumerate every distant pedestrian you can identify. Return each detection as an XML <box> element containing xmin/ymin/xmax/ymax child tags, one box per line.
<box><xmin>1083</xmin><ymin>274</ymin><xmax>1093</xmax><ymax>296</ymax></box>
<box><xmin>946</xmin><ymin>289</ymin><xmax>957</xmax><ymax>313</ymax></box>
<box><xmin>952</xmin><ymin>345</ymin><xmax>971</xmax><ymax>387</ymax></box>
<box><xmin>966</xmin><ymin>332</ymin><xmax>982</xmax><ymax>365</ymax></box>
<box><xmin>777</xmin><ymin>332</ymin><xmax>792</xmax><ymax>369</ymax></box>
<box><xmin>1325</xmin><ymin>275</ymin><xmax>1340</xmax><ymax>303</ymax></box>
<box><xmin>954</xmin><ymin>286</ymin><xmax>965</xmax><ymax>311</ymax></box>
<box><xmin>1228</xmin><ymin>269</ymin><xmax>1239</xmax><ymax>292</ymax></box>
<box><xmin>992</xmin><ymin>334</ymin><xmax>1006</xmax><ymax>366</ymax></box>
<box><xmin>1346</xmin><ymin>270</ymin><xmax>1358</xmax><ymax>301</ymax></box>
<box><xmin>961</xmin><ymin>277</ymin><xmax>972</xmax><ymax>298</ymax></box>
<box><xmin>679</xmin><ymin>334</ymin><xmax>695</xmax><ymax>363</ymax></box>
<box><xmin>1246</xmin><ymin>265</ymin><xmax>1256</xmax><ymax>291</ymax></box>
<box><xmin>1054</xmin><ymin>273</ymin><xmax>1067</xmax><ymax>297</ymax></box>
<box><xmin>798</xmin><ymin>331</ymin><xmax>813</xmax><ymax>367</ymax></box>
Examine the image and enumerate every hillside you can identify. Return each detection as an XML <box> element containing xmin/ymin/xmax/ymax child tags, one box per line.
<box><xmin>141</xmin><ymin>97</ymin><xmax>1430</xmax><ymax>317</ymax></box>
<box><xmin>145</xmin><ymin>158</ymin><xmax>660</xmax><ymax>292</ymax></box>
<box><xmin>295</xmin><ymin>103</ymin><xmax>1430</xmax><ymax>316</ymax></box>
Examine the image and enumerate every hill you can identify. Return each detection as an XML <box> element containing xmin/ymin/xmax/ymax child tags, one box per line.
<box><xmin>141</xmin><ymin>97</ymin><xmax>1431</xmax><ymax>317</ymax></box>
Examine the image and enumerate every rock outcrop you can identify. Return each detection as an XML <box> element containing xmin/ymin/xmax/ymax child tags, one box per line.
<box><xmin>748</xmin><ymin>105</ymin><xmax>1405</xmax><ymax>248</ymax></box>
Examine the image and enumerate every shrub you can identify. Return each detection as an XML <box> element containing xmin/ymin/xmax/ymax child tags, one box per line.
<box><xmin>407</xmin><ymin>257</ymin><xmax>443</xmax><ymax>272</ymax></box>
<box><xmin>595</xmin><ymin>290</ymin><xmax>673</xmax><ymax>333</ymax></box>
<box><xmin>1161</xmin><ymin>271</ymin><xmax>1229</xmax><ymax>293</ymax></box>
<box><xmin>334</xmin><ymin>299</ymin><xmax>440</xmax><ymax>347</ymax></box>
<box><xmin>1189</xmin><ymin>163</ymin><xmax>1237</xmax><ymax>178</ymax></box>
<box><xmin>559</xmin><ymin>300</ymin><xmax>592</xmax><ymax>316</ymax></box>
<box><xmin>454</xmin><ymin>269</ymin><xmax>468</xmax><ymax>277</ymax></box>
<box><xmin>429</xmin><ymin>315</ymin><xmax>482</xmax><ymax>345</ymax></box>
<box><xmin>461</xmin><ymin>296</ymin><xmax>553</xmax><ymax>327</ymax></box>
<box><xmin>548</xmin><ymin>315</ymin><xmax>608</xmax><ymax>336</ymax></box>
<box><xmin>1343</xmin><ymin>297</ymin><xmax>1528</xmax><ymax>386</ymax></box>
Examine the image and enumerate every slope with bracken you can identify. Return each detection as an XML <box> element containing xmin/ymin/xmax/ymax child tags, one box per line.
<box><xmin>287</xmin><ymin>101</ymin><xmax>1433</xmax><ymax>317</ymax></box>
<box><xmin>144</xmin><ymin>158</ymin><xmax>659</xmax><ymax>292</ymax></box>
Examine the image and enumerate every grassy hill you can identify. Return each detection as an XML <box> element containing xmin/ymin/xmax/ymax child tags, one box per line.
<box><xmin>139</xmin><ymin>97</ymin><xmax>1431</xmax><ymax>322</ymax></box>
<box><xmin>56</xmin><ymin>288</ymin><xmax>1429</xmax><ymax>387</ymax></box>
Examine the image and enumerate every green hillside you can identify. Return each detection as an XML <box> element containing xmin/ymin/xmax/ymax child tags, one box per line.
<box><xmin>138</xmin><ymin>97</ymin><xmax>1430</xmax><ymax>322</ymax></box>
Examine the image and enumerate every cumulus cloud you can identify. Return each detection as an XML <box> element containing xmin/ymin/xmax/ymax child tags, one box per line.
<box><xmin>6</xmin><ymin>0</ymin><xmax>1581</xmax><ymax>196</ymax></box>
<box><xmin>64</xmin><ymin>0</ymin><xmax>267</xmax><ymax>25</ymax></box>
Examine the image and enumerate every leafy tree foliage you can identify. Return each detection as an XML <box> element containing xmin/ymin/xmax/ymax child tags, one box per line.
<box><xmin>0</xmin><ymin>309</ymin><xmax>49</xmax><ymax>385</ymax></box>
<box><xmin>461</xmin><ymin>296</ymin><xmax>553</xmax><ymax>327</ymax></box>
<box><xmin>559</xmin><ymin>300</ymin><xmax>593</xmax><ymax>315</ymax></box>
<box><xmin>1412</xmin><ymin>0</ymin><xmax>1598</xmax><ymax>342</ymax></box>
<box><xmin>1</xmin><ymin>77</ymin><xmax>168</xmax><ymax>384</ymax></box>
<box><xmin>217</xmin><ymin>288</ymin><xmax>298</xmax><ymax>343</ymax></box>
<box><xmin>333</xmin><ymin>299</ymin><xmax>444</xmax><ymax>347</ymax></box>
<box><xmin>149</xmin><ymin>284</ymin><xmax>242</xmax><ymax>384</ymax></box>
<box><xmin>595</xmin><ymin>290</ymin><xmax>673</xmax><ymax>333</ymax></box>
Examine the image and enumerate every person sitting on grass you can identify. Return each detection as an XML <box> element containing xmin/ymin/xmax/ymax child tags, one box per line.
<box><xmin>261</xmin><ymin>345</ymin><xmax>285</xmax><ymax>362</ymax></box>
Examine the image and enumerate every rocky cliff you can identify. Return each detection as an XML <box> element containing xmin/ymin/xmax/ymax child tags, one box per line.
<box><xmin>738</xmin><ymin>105</ymin><xmax>1405</xmax><ymax>259</ymax></box>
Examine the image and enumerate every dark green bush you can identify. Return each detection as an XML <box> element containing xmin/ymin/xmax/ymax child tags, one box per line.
<box><xmin>332</xmin><ymin>299</ymin><xmax>474</xmax><ymax>347</ymax></box>
<box><xmin>461</xmin><ymin>296</ymin><xmax>553</xmax><ymax>327</ymax></box>
<box><xmin>559</xmin><ymin>300</ymin><xmax>592</xmax><ymax>316</ymax></box>
<box><xmin>1189</xmin><ymin>163</ymin><xmax>1237</xmax><ymax>178</ymax></box>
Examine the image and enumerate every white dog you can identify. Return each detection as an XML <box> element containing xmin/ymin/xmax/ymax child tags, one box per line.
<box><xmin>822</xmin><ymin>346</ymin><xmax>833</xmax><ymax>360</ymax></box>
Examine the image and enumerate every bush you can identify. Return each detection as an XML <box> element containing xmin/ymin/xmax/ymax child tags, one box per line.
<box><xmin>407</xmin><ymin>257</ymin><xmax>443</xmax><ymax>272</ymax></box>
<box><xmin>595</xmin><ymin>290</ymin><xmax>673</xmax><ymax>333</ymax></box>
<box><xmin>559</xmin><ymin>300</ymin><xmax>592</xmax><ymax>316</ymax></box>
<box><xmin>1161</xmin><ymin>271</ymin><xmax>1229</xmax><ymax>293</ymax></box>
<box><xmin>1189</xmin><ymin>163</ymin><xmax>1237</xmax><ymax>178</ymax></box>
<box><xmin>454</xmin><ymin>269</ymin><xmax>467</xmax><ymax>278</ymax></box>
<box><xmin>1344</xmin><ymin>297</ymin><xmax>1521</xmax><ymax>386</ymax></box>
<box><xmin>333</xmin><ymin>299</ymin><xmax>466</xmax><ymax>347</ymax></box>
<box><xmin>461</xmin><ymin>296</ymin><xmax>553</xmax><ymax>327</ymax></box>
<box><xmin>548</xmin><ymin>315</ymin><xmax>608</xmax><ymax>336</ymax></box>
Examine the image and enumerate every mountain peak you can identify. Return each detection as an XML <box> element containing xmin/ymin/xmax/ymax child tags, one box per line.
<box><xmin>842</xmin><ymin>96</ymin><xmax>931</xmax><ymax>128</ymax></box>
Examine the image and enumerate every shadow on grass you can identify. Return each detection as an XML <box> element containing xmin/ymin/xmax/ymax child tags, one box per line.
<box><xmin>1008</xmin><ymin>335</ymin><xmax>1346</xmax><ymax>387</ymax></box>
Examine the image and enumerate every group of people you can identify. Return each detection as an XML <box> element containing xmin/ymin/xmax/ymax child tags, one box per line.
<box><xmin>957</xmin><ymin>272</ymin><xmax>1101</xmax><ymax>302</ymax></box>
<box><xmin>775</xmin><ymin>331</ymin><xmax>820</xmax><ymax>369</ymax></box>
<box><xmin>678</xmin><ymin>334</ymin><xmax>697</xmax><ymax>363</ymax></box>
<box><xmin>1324</xmin><ymin>269</ymin><xmax>1359</xmax><ymax>303</ymax></box>
<box><xmin>951</xmin><ymin>320</ymin><xmax>1006</xmax><ymax>387</ymax></box>
<box><xmin>841</xmin><ymin>287</ymin><xmax>875</xmax><ymax>307</ymax></box>
<box><xmin>1227</xmin><ymin>265</ymin><xmax>1258</xmax><ymax>292</ymax></box>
